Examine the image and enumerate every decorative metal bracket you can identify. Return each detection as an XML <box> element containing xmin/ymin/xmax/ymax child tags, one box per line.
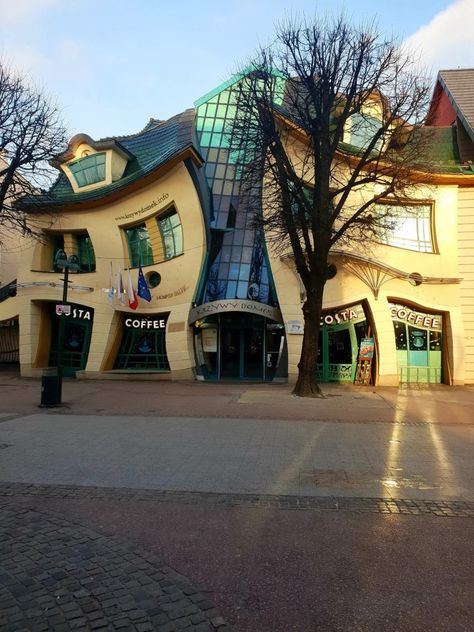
<box><xmin>329</xmin><ymin>249</ymin><xmax>462</xmax><ymax>299</ymax></box>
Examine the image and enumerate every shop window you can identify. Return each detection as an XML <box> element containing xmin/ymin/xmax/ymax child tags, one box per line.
<box><xmin>158</xmin><ymin>210</ymin><xmax>183</xmax><ymax>259</ymax></box>
<box><xmin>125</xmin><ymin>224</ymin><xmax>153</xmax><ymax>267</ymax></box>
<box><xmin>68</xmin><ymin>152</ymin><xmax>106</xmax><ymax>188</ymax></box>
<box><xmin>377</xmin><ymin>203</ymin><xmax>434</xmax><ymax>253</ymax></box>
<box><xmin>113</xmin><ymin>327</ymin><xmax>170</xmax><ymax>370</ymax></box>
<box><xmin>391</xmin><ymin>303</ymin><xmax>443</xmax><ymax>383</ymax></box>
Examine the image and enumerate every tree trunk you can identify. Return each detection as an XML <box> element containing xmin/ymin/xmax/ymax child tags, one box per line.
<box><xmin>292</xmin><ymin>280</ymin><xmax>325</xmax><ymax>398</ymax></box>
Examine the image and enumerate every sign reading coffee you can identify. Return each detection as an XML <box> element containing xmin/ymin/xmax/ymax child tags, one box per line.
<box><xmin>124</xmin><ymin>316</ymin><xmax>168</xmax><ymax>330</ymax></box>
<box><xmin>390</xmin><ymin>304</ymin><xmax>441</xmax><ymax>330</ymax></box>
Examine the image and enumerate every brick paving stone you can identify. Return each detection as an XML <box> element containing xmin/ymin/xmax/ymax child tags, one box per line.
<box><xmin>0</xmin><ymin>503</ymin><xmax>229</xmax><ymax>631</ymax></box>
<box><xmin>1</xmin><ymin>482</ymin><xmax>473</xmax><ymax>517</ymax></box>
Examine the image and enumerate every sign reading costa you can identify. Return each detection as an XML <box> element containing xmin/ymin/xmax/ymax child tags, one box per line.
<box><xmin>390</xmin><ymin>304</ymin><xmax>442</xmax><ymax>330</ymax></box>
<box><xmin>56</xmin><ymin>304</ymin><xmax>93</xmax><ymax>321</ymax></box>
<box><xmin>124</xmin><ymin>314</ymin><xmax>168</xmax><ymax>330</ymax></box>
<box><xmin>320</xmin><ymin>306</ymin><xmax>364</xmax><ymax>326</ymax></box>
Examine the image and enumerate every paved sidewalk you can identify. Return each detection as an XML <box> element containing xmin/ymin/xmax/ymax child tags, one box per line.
<box><xmin>1</xmin><ymin>368</ymin><xmax>474</xmax><ymax>424</ymax></box>
<box><xmin>0</xmin><ymin>413</ymin><xmax>473</xmax><ymax>501</ymax></box>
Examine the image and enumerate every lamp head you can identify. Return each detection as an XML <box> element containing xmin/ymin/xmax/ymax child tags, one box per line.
<box><xmin>68</xmin><ymin>254</ymin><xmax>80</xmax><ymax>273</ymax></box>
<box><xmin>54</xmin><ymin>249</ymin><xmax>68</xmax><ymax>271</ymax></box>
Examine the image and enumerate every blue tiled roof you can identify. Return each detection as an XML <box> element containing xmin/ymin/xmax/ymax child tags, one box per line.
<box><xmin>27</xmin><ymin>110</ymin><xmax>198</xmax><ymax>206</ymax></box>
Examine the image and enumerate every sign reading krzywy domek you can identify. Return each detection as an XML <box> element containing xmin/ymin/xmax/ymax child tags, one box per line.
<box><xmin>188</xmin><ymin>300</ymin><xmax>282</xmax><ymax>324</ymax></box>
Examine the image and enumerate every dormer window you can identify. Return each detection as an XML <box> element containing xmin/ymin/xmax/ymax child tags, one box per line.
<box><xmin>348</xmin><ymin>113</ymin><xmax>382</xmax><ymax>151</ymax></box>
<box><xmin>54</xmin><ymin>133</ymin><xmax>130</xmax><ymax>194</ymax></box>
<box><xmin>69</xmin><ymin>152</ymin><xmax>106</xmax><ymax>188</ymax></box>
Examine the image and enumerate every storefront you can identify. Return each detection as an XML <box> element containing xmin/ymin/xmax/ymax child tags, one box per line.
<box><xmin>316</xmin><ymin>304</ymin><xmax>369</xmax><ymax>383</ymax></box>
<box><xmin>191</xmin><ymin>301</ymin><xmax>286</xmax><ymax>381</ymax></box>
<box><xmin>0</xmin><ymin>318</ymin><xmax>19</xmax><ymax>364</ymax></box>
<box><xmin>113</xmin><ymin>314</ymin><xmax>170</xmax><ymax>371</ymax></box>
<box><xmin>390</xmin><ymin>303</ymin><xmax>443</xmax><ymax>383</ymax></box>
<box><xmin>48</xmin><ymin>303</ymin><xmax>94</xmax><ymax>377</ymax></box>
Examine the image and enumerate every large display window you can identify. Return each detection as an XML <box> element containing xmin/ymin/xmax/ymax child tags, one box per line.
<box><xmin>316</xmin><ymin>304</ymin><xmax>369</xmax><ymax>383</ymax></box>
<box><xmin>48</xmin><ymin>303</ymin><xmax>94</xmax><ymax>377</ymax></box>
<box><xmin>113</xmin><ymin>314</ymin><xmax>170</xmax><ymax>371</ymax></box>
<box><xmin>390</xmin><ymin>303</ymin><xmax>442</xmax><ymax>383</ymax></box>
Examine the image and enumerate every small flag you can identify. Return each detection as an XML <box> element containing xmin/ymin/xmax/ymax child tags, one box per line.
<box><xmin>117</xmin><ymin>266</ymin><xmax>125</xmax><ymax>305</ymax></box>
<box><xmin>107</xmin><ymin>262</ymin><xmax>115</xmax><ymax>303</ymax></box>
<box><xmin>127</xmin><ymin>268</ymin><xmax>138</xmax><ymax>310</ymax></box>
<box><xmin>137</xmin><ymin>265</ymin><xmax>152</xmax><ymax>302</ymax></box>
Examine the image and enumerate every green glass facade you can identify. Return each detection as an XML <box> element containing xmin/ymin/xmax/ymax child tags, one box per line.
<box><xmin>194</xmin><ymin>78</ymin><xmax>283</xmax><ymax>305</ymax></box>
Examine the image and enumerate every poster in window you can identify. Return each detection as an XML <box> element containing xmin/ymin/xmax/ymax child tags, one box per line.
<box><xmin>358</xmin><ymin>337</ymin><xmax>375</xmax><ymax>360</ymax></box>
<box><xmin>202</xmin><ymin>328</ymin><xmax>218</xmax><ymax>352</ymax></box>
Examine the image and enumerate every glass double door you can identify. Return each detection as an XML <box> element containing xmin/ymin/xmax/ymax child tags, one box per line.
<box><xmin>221</xmin><ymin>314</ymin><xmax>264</xmax><ymax>379</ymax></box>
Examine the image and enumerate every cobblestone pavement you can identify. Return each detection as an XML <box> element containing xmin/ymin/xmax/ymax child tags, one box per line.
<box><xmin>0</xmin><ymin>502</ymin><xmax>229</xmax><ymax>632</ymax></box>
<box><xmin>1</xmin><ymin>482</ymin><xmax>473</xmax><ymax>518</ymax></box>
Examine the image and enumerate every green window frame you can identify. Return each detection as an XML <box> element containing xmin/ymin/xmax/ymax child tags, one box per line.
<box><xmin>125</xmin><ymin>224</ymin><xmax>153</xmax><ymax>267</ymax></box>
<box><xmin>69</xmin><ymin>152</ymin><xmax>106</xmax><ymax>188</ymax></box>
<box><xmin>158</xmin><ymin>211</ymin><xmax>183</xmax><ymax>259</ymax></box>
<box><xmin>377</xmin><ymin>203</ymin><xmax>434</xmax><ymax>253</ymax></box>
<box><xmin>76</xmin><ymin>233</ymin><xmax>96</xmax><ymax>272</ymax></box>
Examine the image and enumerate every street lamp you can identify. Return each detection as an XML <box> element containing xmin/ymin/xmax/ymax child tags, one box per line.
<box><xmin>40</xmin><ymin>249</ymin><xmax>80</xmax><ymax>407</ymax></box>
<box><xmin>55</xmin><ymin>249</ymin><xmax>80</xmax><ymax>304</ymax></box>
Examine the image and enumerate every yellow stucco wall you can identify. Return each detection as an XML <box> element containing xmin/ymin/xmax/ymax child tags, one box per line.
<box><xmin>267</xmin><ymin>183</ymin><xmax>465</xmax><ymax>386</ymax></box>
<box><xmin>3</xmin><ymin>162</ymin><xmax>207</xmax><ymax>378</ymax></box>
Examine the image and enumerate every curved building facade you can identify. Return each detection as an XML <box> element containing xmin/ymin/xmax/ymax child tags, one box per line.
<box><xmin>1</xmin><ymin>70</ymin><xmax>474</xmax><ymax>385</ymax></box>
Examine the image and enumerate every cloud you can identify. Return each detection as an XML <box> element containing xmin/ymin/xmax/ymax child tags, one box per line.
<box><xmin>0</xmin><ymin>0</ymin><xmax>59</xmax><ymax>24</ymax></box>
<box><xmin>405</xmin><ymin>0</ymin><xmax>474</xmax><ymax>73</ymax></box>
<box><xmin>0</xmin><ymin>44</ymin><xmax>50</xmax><ymax>77</ymax></box>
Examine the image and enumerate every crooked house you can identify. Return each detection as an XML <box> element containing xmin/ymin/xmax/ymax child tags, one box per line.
<box><xmin>1</xmin><ymin>68</ymin><xmax>474</xmax><ymax>386</ymax></box>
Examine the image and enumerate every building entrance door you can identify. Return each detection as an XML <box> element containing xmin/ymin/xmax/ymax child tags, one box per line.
<box><xmin>220</xmin><ymin>314</ymin><xmax>264</xmax><ymax>379</ymax></box>
<box><xmin>49</xmin><ymin>305</ymin><xmax>93</xmax><ymax>377</ymax></box>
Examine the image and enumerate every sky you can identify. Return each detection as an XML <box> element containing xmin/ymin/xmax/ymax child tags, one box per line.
<box><xmin>0</xmin><ymin>0</ymin><xmax>473</xmax><ymax>140</ymax></box>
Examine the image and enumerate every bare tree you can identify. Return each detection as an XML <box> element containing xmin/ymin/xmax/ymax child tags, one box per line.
<box><xmin>0</xmin><ymin>62</ymin><xmax>67</xmax><ymax>238</ymax></box>
<box><xmin>229</xmin><ymin>16</ymin><xmax>433</xmax><ymax>397</ymax></box>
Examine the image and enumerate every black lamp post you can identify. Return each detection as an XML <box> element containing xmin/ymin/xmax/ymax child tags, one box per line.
<box><xmin>40</xmin><ymin>249</ymin><xmax>80</xmax><ymax>407</ymax></box>
<box><xmin>55</xmin><ymin>249</ymin><xmax>80</xmax><ymax>304</ymax></box>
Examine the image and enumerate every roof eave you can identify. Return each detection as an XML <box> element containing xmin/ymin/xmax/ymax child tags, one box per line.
<box><xmin>27</xmin><ymin>145</ymin><xmax>204</xmax><ymax>211</ymax></box>
<box><xmin>438</xmin><ymin>74</ymin><xmax>474</xmax><ymax>144</ymax></box>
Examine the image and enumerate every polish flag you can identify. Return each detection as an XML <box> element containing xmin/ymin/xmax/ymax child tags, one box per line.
<box><xmin>127</xmin><ymin>268</ymin><xmax>138</xmax><ymax>310</ymax></box>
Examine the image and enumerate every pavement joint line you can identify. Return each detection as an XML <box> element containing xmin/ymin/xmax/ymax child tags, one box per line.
<box><xmin>0</xmin><ymin>482</ymin><xmax>472</xmax><ymax>517</ymax></box>
<box><xmin>4</xmin><ymin>410</ymin><xmax>469</xmax><ymax>426</ymax></box>
<box><xmin>0</xmin><ymin>413</ymin><xmax>32</xmax><ymax>424</ymax></box>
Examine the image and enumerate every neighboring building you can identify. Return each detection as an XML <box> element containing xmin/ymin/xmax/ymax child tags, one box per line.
<box><xmin>0</xmin><ymin>154</ymin><xmax>24</xmax><ymax>363</ymax></box>
<box><xmin>1</xmin><ymin>69</ymin><xmax>474</xmax><ymax>385</ymax></box>
<box><xmin>427</xmin><ymin>69</ymin><xmax>474</xmax><ymax>383</ymax></box>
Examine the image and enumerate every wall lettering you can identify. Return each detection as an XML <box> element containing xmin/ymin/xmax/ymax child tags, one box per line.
<box><xmin>125</xmin><ymin>317</ymin><xmax>167</xmax><ymax>330</ymax></box>
<box><xmin>390</xmin><ymin>304</ymin><xmax>441</xmax><ymax>330</ymax></box>
<box><xmin>115</xmin><ymin>193</ymin><xmax>170</xmax><ymax>221</ymax></box>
